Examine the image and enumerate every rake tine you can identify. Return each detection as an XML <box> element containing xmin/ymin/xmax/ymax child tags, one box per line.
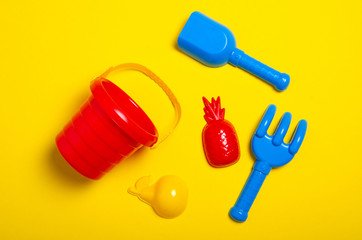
<box><xmin>256</xmin><ymin>104</ymin><xmax>276</xmax><ymax>138</ymax></box>
<box><xmin>272</xmin><ymin>112</ymin><xmax>292</xmax><ymax>146</ymax></box>
<box><xmin>289</xmin><ymin>120</ymin><xmax>308</xmax><ymax>155</ymax></box>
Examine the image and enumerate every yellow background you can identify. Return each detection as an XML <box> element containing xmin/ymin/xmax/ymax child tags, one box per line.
<box><xmin>1</xmin><ymin>0</ymin><xmax>361</xmax><ymax>239</ymax></box>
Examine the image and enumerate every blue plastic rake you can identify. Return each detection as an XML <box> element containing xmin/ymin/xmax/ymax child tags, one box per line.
<box><xmin>229</xmin><ymin>105</ymin><xmax>307</xmax><ymax>222</ymax></box>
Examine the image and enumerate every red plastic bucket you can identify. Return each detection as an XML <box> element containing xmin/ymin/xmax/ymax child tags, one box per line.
<box><xmin>56</xmin><ymin>64</ymin><xmax>181</xmax><ymax>180</ymax></box>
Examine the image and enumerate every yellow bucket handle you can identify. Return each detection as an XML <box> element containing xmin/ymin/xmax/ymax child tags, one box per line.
<box><xmin>99</xmin><ymin>63</ymin><xmax>181</xmax><ymax>149</ymax></box>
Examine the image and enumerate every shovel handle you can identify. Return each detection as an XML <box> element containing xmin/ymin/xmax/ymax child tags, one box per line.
<box><xmin>229</xmin><ymin>49</ymin><xmax>290</xmax><ymax>91</ymax></box>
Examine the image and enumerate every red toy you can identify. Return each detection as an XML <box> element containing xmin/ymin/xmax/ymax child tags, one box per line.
<box><xmin>202</xmin><ymin>97</ymin><xmax>240</xmax><ymax>168</ymax></box>
<box><xmin>55</xmin><ymin>63</ymin><xmax>181</xmax><ymax>180</ymax></box>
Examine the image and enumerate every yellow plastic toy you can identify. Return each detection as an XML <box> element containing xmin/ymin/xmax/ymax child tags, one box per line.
<box><xmin>128</xmin><ymin>175</ymin><xmax>188</xmax><ymax>219</ymax></box>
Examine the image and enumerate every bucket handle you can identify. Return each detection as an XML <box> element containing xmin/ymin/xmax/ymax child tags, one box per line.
<box><xmin>99</xmin><ymin>63</ymin><xmax>181</xmax><ymax>149</ymax></box>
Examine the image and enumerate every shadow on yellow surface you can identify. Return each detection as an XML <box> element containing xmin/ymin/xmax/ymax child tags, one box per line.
<box><xmin>47</xmin><ymin>145</ymin><xmax>91</xmax><ymax>185</ymax></box>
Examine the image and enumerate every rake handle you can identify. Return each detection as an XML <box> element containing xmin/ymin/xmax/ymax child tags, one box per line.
<box><xmin>229</xmin><ymin>49</ymin><xmax>290</xmax><ymax>91</ymax></box>
<box><xmin>229</xmin><ymin>161</ymin><xmax>271</xmax><ymax>222</ymax></box>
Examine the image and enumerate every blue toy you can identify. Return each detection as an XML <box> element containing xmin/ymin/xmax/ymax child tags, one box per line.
<box><xmin>229</xmin><ymin>105</ymin><xmax>307</xmax><ymax>222</ymax></box>
<box><xmin>177</xmin><ymin>11</ymin><xmax>290</xmax><ymax>91</ymax></box>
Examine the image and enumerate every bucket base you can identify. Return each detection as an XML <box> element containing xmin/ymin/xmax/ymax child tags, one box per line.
<box><xmin>56</xmin><ymin>132</ymin><xmax>103</xmax><ymax>180</ymax></box>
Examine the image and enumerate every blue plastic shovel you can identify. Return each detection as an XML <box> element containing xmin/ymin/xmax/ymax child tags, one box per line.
<box><xmin>229</xmin><ymin>105</ymin><xmax>307</xmax><ymax>222</ymax></box>
<box><xmin>178</xmin><ymin>12</ymin><xmax>290</xmax><ymax>91</ymax></box>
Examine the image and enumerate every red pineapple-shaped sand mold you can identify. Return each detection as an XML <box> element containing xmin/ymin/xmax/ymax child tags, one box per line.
<box><xmin>202</xmin><ymin>97</ymin><xmax>240</xmax><ymax>168</ymax></box>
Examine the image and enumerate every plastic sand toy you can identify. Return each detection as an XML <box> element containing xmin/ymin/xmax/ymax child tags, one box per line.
<box><xmin>178</xmin><ymin>11</ymin><xmax>290</xmax><ymax>91</ymax></box>
<box><xmin>128</xmin><ymin>175</ymin><xmax>188</xmax><ymax>219</ymax></box>
<box><xmin>202</xmin><ymin>97</ymin><xmax>240</xmax><ymax>168</ymax></box>
<box><xmin>229</xmin><ymin>105</ymin><xmax>307</xmax><ymax>222</ymax></box>
<box><xmin>55</xmin><ymin>63</ymin><xmax>181</xmax><ymax>180</ymax></box>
